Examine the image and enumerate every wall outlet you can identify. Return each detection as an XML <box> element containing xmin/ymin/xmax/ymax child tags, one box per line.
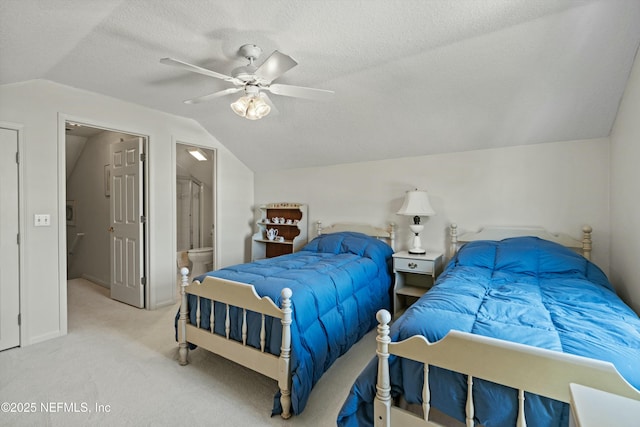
<box><xmin>34</xmin><ymin>214</ymin><xmax>51</xmax><ymax>227</ymax></box>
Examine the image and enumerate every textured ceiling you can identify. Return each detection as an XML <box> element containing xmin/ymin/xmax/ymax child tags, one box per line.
<box><xmin>2</xmin><ymin>1</ymin><xmax>640</xmax><ymax>172</ymax></box>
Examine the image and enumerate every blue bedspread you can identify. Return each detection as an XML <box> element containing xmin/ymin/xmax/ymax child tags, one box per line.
<box><xmin>185</xmin><ymin>232</ymin><xmax>393</xmax><ymax>416</ymax></box>
<box><xmin>337</xmin><ymin>237</ymin><xmax>640</xmax><ymax>427</ymax></box>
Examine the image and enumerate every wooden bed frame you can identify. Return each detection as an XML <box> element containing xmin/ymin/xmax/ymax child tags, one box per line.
<box><xmin>450</xmin><ymin>223</ymin><xmax>593</xmax><ymax>259</ymax></box>
<box><xmin>374</xmin><ymin>224</ymin><xmax>640</xmax><ymax>427</ymax></box>
<box><xmin>177</xmin><ymin>222</ymin><xmax>395</xmax><ymax>419</ymax></box>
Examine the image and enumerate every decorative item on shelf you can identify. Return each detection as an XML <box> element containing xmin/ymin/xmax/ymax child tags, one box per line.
<box><xmin>267</xmin><ymin>202</ymin><xmax>302</xmax><ymax>208</ymax></box>
<box><xmin>266</xmin><ymin>228</ymin><xmax>278</xmax><ymax>241</ymax></box>
<box><xmin>396</xmin><ymin>189</ymin><xmax>435</xmax><ymax>254</ymax></box>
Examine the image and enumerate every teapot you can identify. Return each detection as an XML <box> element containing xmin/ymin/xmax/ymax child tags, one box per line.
<box><xmin>266</xmin><ymin>228</ymin><xmax>278</xmax><ymax>240</ymax></box>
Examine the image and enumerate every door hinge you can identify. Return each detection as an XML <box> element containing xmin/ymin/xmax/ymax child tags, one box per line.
<box><xmin>141</xmin><ymin>277</ymin><xmax>147</xmax><ymax>286</ymax></box>
<box><xmin>140</xmin><ymin>215</ymin><xmax>146</xmax><ymax>223</ymax></box>
<box><xmin>16</xmin><ymin>152</ymin><xmax>19</xmax><ymax>164</ymax></box>
<box><xmin>140</xmin><ymin>153</ymin><xmax>146</xmax><ymax>162</ymax></box>
<box><xmin>17</xmin><ymin>233</ymin><xmax>20</xmax><ymax>244</ymax></box>
<box><xmin>18</xmin><ymin>313</ymin><xmax>21</xmax><ymax>326</ymax></box>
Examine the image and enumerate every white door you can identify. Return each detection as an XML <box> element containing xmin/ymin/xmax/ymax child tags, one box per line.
<box><xmin>0</xmin><ymin>127</ymin><xmax>21</xmax><ymax>350</ymax></box>
<box><xmin>109</xmin><ymin>137</ymin><xmax>145</xmax><ymax>308</ymax></box>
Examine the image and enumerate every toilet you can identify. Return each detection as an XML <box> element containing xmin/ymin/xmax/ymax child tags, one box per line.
<box><xmin>187</xmin><ymin>247</ymin><xmax>213</xmax><ymax>278</ymax></box>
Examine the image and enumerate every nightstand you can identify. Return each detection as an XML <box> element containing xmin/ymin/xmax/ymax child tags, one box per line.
<box><xmin>569</xmin><ymin>383</ymin><xmax>640</xmax><ymax>427</ymax></box>
<box><xmin>393</xmin><ymin>251</ymin><xmax>443</xmax><ymax>316</ymax></box>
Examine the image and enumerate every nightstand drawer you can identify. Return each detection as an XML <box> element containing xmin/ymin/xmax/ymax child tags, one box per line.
<box><xmin>394</xmin><ymin>257</ymin><xmax>434</xmax><ymax>274</ymax></box>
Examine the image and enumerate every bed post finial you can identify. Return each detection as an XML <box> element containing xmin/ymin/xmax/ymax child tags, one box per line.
<box><xmin>316</xmin><ymin>221</ymin><xmax>323</xmax><ymax>236</ymax></box>
<box><xmin>279</xmin><ymin>287</ymin><xmax>293</xmax><ymax>419</ymax></box>
<box><xmin>374</xmin><ymin>309</ymin><xmax>392</xmax><ymax>427</ymax></box>
<box><xmin>178</xmin><ymin>267</ymin><xmax>190</xmax><ymax>366</ymax></box>
<box><xmin>582</xmin><ymin>225</ymin><xmax>592</xmax><ymax>261</ymax></box>
<box><xmin>450</xmin><ymin>223</ymin><xmax>459</xmax><ymax>259</ymax></box>
<box><xmin>389</xmin><ymin>222</ymin><xmax>396</xmax><ymax>252</ymax></box>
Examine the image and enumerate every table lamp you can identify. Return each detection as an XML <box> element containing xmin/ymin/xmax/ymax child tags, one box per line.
<box><xmin>397</xmin><ymin>189</ymin><xmax>435</xmax><ymax>254</ymax></box>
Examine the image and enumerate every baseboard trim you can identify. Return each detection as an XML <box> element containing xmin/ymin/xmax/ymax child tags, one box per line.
<box><xmin>81</xmin><ymin>274</ymin><xmax>109</xmax><ymax>289</ymax></box>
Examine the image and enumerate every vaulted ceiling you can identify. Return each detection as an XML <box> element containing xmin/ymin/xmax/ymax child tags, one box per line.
<box><xmin>2</xmin><ymin>1</ymin><xmax>639</xmax><ymax>172</ymax></box>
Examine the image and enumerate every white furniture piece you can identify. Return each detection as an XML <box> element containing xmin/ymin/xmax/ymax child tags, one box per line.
<box><xmin>396</xmin><ymin>189</ymin><xmax>436</xmax><ymax>255</ymax></box>
<box><xmin>373</xmin><ymin>224</ymin><xmax>640</xmax><ymax>427</ymax></box>
<box><xmin>569</xmin><ymin>383</ymin><xmax>640</xmax><ymax>427</ymax></box>
<box><xmin>316</xmin><ymin>221</ymin><xmax>396</xmax><ymax>250</ymax></box>
<box><xmin>177</xmin><ymin>221</ymin><xmax>395</xmax><ymax>420</ymax></box>
<box><xmin>392</xmin><ymin>251</ymin><xmax>443</xmax><ymax>316</ymax></box>
<box><xmin>449</xmin><ymin>223</ymin><xmax>593</xmax><ymax>260</ymax></box>
<box><xmin>374</xmin><ymin>310</ymin><xmax>640</xmax><ymax>427</ymax></box>
<box><xmin>252</xmin><ymin>202</ymin><xmax>308</xmax><ymax>260</ymax></box>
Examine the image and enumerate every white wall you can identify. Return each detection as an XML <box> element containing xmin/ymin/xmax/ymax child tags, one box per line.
<box><xmin>255</xmin><ymin>138</ymin><xmax>611</xmax><ymax>271</ymax></box>
<box><xmin>0</xmin><ymin>79</ymin><xmax>254</xmax><ymax>346</ymax></box>
<box><xmin>610</xmin><ymin>47</ymin><xmax>640</xmax><ymax>314</ymax></box>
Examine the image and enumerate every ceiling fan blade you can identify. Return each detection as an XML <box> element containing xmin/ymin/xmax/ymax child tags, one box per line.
<box><xmin>184</xmin><ymin>87</ymin><xmax>244</xmax><ymax>104</ymax></box>
<box><xmin>160</xmin><ymin>57</ymin><xmax>239</xmax><ymax>84</ymax></box>
<box><xmin>254</xmin><ymin>51</ymin><xmax>298</xmax><ymax>83</ymax></box>
<box><xmin>266</xmin><ymin>83</ymin><xmax>334</xmax><ymax>101</ymax></box>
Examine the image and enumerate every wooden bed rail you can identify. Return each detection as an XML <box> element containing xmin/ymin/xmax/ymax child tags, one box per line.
<box><xmin>178</xmin><ymin>267</ymin><xmax>294</xmax><ymax>419</ymax></box>
<box><xmin>449</xmin><ymin>223</ymin><xmax>593</xmax><ymax>260</ymax></box>
<box><xmin>374</xmin><ymin>309</ymin><xmax>640</xmax><ymax>427</ymax></box>
<box><xmin>316</xmin><ymin>221</ymin><xmax>396</xmax><ymax>251</ymax></box>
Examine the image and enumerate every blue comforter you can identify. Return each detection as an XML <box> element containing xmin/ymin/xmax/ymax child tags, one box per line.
<box><xmin>337</xmin><ymin>237</ymin><xmax>640</xmax><ymax>427</ymax></box>
<box><xmin>186</xmin><ymin>232</ymin><xmax>393</xmax><ymax>416</ymax></box>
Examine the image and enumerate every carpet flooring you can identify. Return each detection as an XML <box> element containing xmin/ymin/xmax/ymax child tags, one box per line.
<box><xmin>0</xmin><ymin>278</ymin><xmax>378</xmax><ymax>426</ymax></box>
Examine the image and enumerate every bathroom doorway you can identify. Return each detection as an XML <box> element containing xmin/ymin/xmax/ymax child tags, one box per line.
<box><xmin>65</xmin><ymin>122</ymin><xmax>149</xmax><ymax>308</ymax></box>
<box><xmin>176</xmin><ymin>143</ymin><xmax>216</xmax><ymax>279</ymax></box>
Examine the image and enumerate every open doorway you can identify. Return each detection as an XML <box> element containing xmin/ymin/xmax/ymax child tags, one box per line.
<box><xmin>65</xmin><ymin>121</ymin><xmax>148</xmax><ymax>308</ymax></box>
<box><xmin>175</xmin><ymin>142</ymin><xmax>216</xmax><ymax>282</ymax></box>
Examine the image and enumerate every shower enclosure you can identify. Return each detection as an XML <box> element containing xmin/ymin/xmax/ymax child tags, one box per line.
<box><xmin>177</xmin><ymin>176</ymin><xmax>204</xmax><ymax>251</ymax></box>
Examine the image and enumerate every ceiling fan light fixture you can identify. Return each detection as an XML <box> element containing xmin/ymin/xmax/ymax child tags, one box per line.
<box><xmin>230</xmin><ymin>96</ymin><xmax>250</xmax><ymax>117</ymax></box>
<box><xmin>231</xmin><ymin>95</ymin><xmax>270</xmax><ymax>120</ymax></box>
<box><xmin>253</xmin><ymin>97</ymin><xmax>271</xmax><ymax>117</ymax></box>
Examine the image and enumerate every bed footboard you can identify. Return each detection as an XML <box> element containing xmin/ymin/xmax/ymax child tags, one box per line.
<box><xmin>374</xmin><ymin>309</ymin><xmax>640</xmax><ymax>427</ymax></box>
<box><xmin>178</xmin><ymin>268</ymin><xmax>293</xmax><ymax>419</ymax></box>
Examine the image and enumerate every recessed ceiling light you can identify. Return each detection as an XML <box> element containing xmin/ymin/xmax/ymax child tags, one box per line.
<box><xmin>188</xmin><ymin>148</ymin><xmax>208</xmax><ymax>161</ymax></box>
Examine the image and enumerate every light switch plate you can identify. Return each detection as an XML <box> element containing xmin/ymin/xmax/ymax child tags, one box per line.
<box><xmin>34</xmin><ymin>214</ymin><xmax>51</xmax><ymax>227</ymax></box>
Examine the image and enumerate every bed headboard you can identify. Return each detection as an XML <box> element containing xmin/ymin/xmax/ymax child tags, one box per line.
<box><xmin>449</xmin><ymin>223</ymin><xmax>593</xmax><ymax>260</ymax></box>
<box><xmin>316</xmin><ymin>221</ymin><xmax>396</xmax><ymax>251</ymax></box>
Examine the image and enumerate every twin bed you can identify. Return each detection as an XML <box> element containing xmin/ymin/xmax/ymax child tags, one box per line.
<box><xmin>176</xmin><ymin>222</ymin><xmax>396</xmax><ymax>418</ymax></box>
<box><xmin>338</xmin><ymin>225</ymin><xmax>640</xmax><ymax>426</ymax></box>
<box><xmin>176</xmin><ymin>222</ymin><xmax>640</xmax><ymax>425</ymax></box>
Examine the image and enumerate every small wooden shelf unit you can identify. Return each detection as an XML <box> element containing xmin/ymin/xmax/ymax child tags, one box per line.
<box><xmin>252</xmin><ymin>203</ymin><xmax>308</xmax><ymax>260</ymax></box>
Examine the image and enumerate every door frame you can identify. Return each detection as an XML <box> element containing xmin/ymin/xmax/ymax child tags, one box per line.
<box><xmin>57</xmin><ymin>114</ymin><xmax>151</xmax><ymax>319</ymax></box>
<box><xmin>0</xmin><ymin>121</ymin><xmax>26</xmax><ymax>347</ymax></box>
<box><xmin>172</xmin><ymin>137</ymin><xmax>218</xmax><ymax>297</ymax></box>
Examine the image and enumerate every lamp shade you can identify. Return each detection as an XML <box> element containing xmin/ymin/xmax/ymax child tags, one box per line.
<box><xmin>397</xmin><ymin>190</ymin><xmax>435</xmax><ymax>216</ymax></box>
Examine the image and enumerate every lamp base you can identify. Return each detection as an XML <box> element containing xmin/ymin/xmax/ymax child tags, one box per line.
<box><xmin>408</xmin><ymin>248</ymin><xmax>427</xmax><ymax>255</ymax></box>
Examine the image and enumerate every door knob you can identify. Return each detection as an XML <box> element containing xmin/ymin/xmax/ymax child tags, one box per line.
<box><xmin>108</xmin><ymin>226</ymin><xmax>114</xmax><ymax>232</ymax></box>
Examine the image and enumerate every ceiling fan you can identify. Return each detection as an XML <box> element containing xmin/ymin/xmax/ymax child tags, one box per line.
<box><xmin>160</xmin><ymin>44</ymin><xmax>334</xmax><ymax>119</ymax></box>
